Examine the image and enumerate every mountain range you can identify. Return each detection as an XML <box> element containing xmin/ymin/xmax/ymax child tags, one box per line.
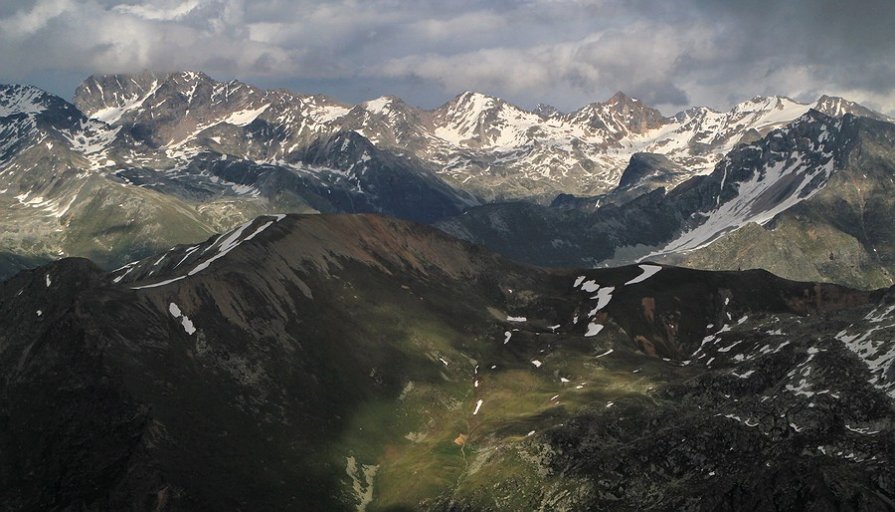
<box><xmin>2</xmin><ymin>213</ymin><xmax>894</xmax><ymax>510</ymax></box>
<box><xmin>72</xmin><ymin>71</ymin><xmax>889</xmax><ymax>203</ymax></box>
<box><xmin>1</xmin><ymin>71</ymin><xmax>894</xmax><ymax>289</ymax></box>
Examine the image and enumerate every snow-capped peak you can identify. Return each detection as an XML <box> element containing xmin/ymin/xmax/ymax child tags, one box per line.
<box><xmin>432</xmin><ymin>91</ymin><xmax>541</xmax><ymax>148</ymax></box>
<box><xmin>813</xmin><ymin>95</ymin><xmax>893</xmax><ymax>122</ymax></box>
<box><xmin>816</xmin><ymin>96</ymin><xmax>853</xmax><ymax>118</ymax></box>
<box><xmin>533</xmin><ymin>103</ymin><xmax>561</xmax><ymax>118</ymax></box>
<box><xmin>364</xmin><ymin>96</ymin><xmax>399</xmax><ymax>115</ymax></box>
<box><xmin>567</xmin><ymin>92</ymin><xmax>666</xmax><ymax>137</ymax></box>
<box><xmin>361</xmin><ymin>96</ymin><xmax>415</xmax><ymax>122</ymax></box>
<box><xmin>731</xmin><ymin>96</ymin><xmax>810</xmax><ymax>125</ymax></box>
<box><xmin>437</xmin><ymin>91</ymin><xmax>507</xmax><ymax>120</ymax></box>
<box><xmin>0</xmin><ymin>85</ymin><xmax>52</xmax><ymax>117</ymax></box>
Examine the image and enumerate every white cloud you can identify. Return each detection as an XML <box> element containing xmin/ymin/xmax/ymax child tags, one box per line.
<box><xmin>0</xmin><ymin>0</ymin><xmax>893</xmax><ymax>115</ymax></box>
<box><xmin>0</xmin><ymin>0</ymin><xmax>292</xmax><ymax>80</ymax></box>
<box><xmin>113</xmin><ymin>0</ymin><xmax>203</xmax><ymax>21</ymax></box>
<box><xmin>0</xmin><ymin>0</ymin><xmax>76</xmax><ymax>39</ymax></box>
<box><xmin>376</xmin><ymin>22</ymin><xmax>709</xmax><ymax>109</ymax></box>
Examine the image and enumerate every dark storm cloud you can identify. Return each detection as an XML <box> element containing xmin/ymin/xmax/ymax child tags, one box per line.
<box><xmin>0</xmin><ymin>0</ymin><xmax>893</xmax><ymax>114</ymax></box>
<box><xmin>628</xmin><ymin>81</ymin><xmax>690</xmax><ymax>107</ymax></box>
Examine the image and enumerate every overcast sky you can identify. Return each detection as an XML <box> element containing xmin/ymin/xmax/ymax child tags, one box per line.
<box><xmin>2</xmin><ymin>0</ymin><xmax>894</xmax><ymax>115</ymax></box>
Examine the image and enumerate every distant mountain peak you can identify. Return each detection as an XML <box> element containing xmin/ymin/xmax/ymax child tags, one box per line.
<box><xmin>444</xmin><ymin>90</ymin><xmax>506</xmax><ymax>111</ymax></box>
<box><xmin>607</xmin><ymin>91</ymin><xmax>636</xmax><ymax>104</ymax></box>
<box><xmin>363</xmin><ymin>95</ymin><xmax>409</xmax><ymax>115</ymax></box>
<box><xmin>175</xmin><ymin>70</ymin><xmax>212</xmax><ymax>82</ymax></box>
<box><xmin>571</xmin><ymin>91</ymin><xmax>665</xmax><ymax>136</ymax></box>
<box><xmin>533</xmin><ymin>103</ymin><xmax>561</xmax><ymax>118</ymax></box>
<box><xmin>457</xmin><ymin>90</ymin><xmax>495</xmax><ymax>100</ymax></box>
<box><xmin>814</xmin><ymin>94</ymin><xmax>892</xmax><ymax>121</ymax></box>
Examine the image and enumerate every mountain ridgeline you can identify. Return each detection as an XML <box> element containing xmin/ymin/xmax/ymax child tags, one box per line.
<box><xmin>1</xmin><ymin>71</ymin><xmax>894</xmax><ymax>289</ymax></box>
<box><xmin>71</xmin><ymin>73</ymin><xmax>890</xmax><ymax>202</ymax></box>
<box><xmin>2</xmin><ymin>213</ymin><xmax>894</xmax><ymax>510</ymax></box>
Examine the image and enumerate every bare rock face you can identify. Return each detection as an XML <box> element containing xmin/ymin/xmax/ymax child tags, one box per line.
<box><xmin>617</xmin><ymin>152</ymin><xmax>687</xmax><ymax>190</ymax></box>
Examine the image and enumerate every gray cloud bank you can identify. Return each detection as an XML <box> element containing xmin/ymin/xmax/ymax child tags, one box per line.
<box><xmin>2</xmin><ymin>0</ymin><xmax>894</xmax><ymax>114</ymax></box>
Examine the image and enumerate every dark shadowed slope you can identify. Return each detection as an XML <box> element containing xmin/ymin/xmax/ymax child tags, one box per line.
<box><xmin>1</xmin><ymin>214</ymin><xmax>894</xmax><ymax>510</ymax></box>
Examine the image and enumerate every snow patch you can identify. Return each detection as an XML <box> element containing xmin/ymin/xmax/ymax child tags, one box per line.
<box><xmin>647</xmin><ymin>152</ymin><xmax>836</xmax><ymax>255</ymax></box>
<box><xmin>168</xmin><ymin>302</ymin><xmax>196</xmax><ymax>335</ymax></box>
<box><xmin>585</xmin><ymin>322</ymin><xmax>604</xmax><ymax>337</ymax></box>
<box><xmin>187</xmin><ymin>219</ymin><xmax>257</xmax><ymax>276</ymax></box>
<box><xmin>131</xmin><ymin>276</ymin><xmax>186</xmax><ymax>290</ymax></box>
<box><xmin>345</xmin><ymin>456</ymin><xmax>378</xmax><ymax>512</ymax></box>
<box><xmin>0</xmin><ymin>86</ymin><xmax>48</xmax><ymax>117</ymax></box>
<box><xmin>589</xmin><ymin>287</ymin><xmax>615</xmax><ymax>314</ymax></box>
<box><xmin>580</xmin><ymin>280</ymin><xmax>599</xmax><ymax>293</ymax></box>
<box><xmin>91</xmin><ymin>79</ymin><xmax>161</xmax><ymax>124</ymax></box>
<box><xmin>624</xmin><ymin>264</ymin><xmax>662</xmax><ymax>285</ymax></box>
<box><xmin>836</xmin><ymin>308</ymin><xmax>895</xmax><ymax>397</ymax></box>
<box><xmin>223</xmin><ymin>104</ymin><xmax>270</xmax><ymax>126</ymax></box>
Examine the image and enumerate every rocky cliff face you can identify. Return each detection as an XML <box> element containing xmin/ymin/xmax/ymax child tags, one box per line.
<box><xmin>1</xmin><ymin>213</ymin><xmax>893</xmax><ymax>510</ymax></box>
